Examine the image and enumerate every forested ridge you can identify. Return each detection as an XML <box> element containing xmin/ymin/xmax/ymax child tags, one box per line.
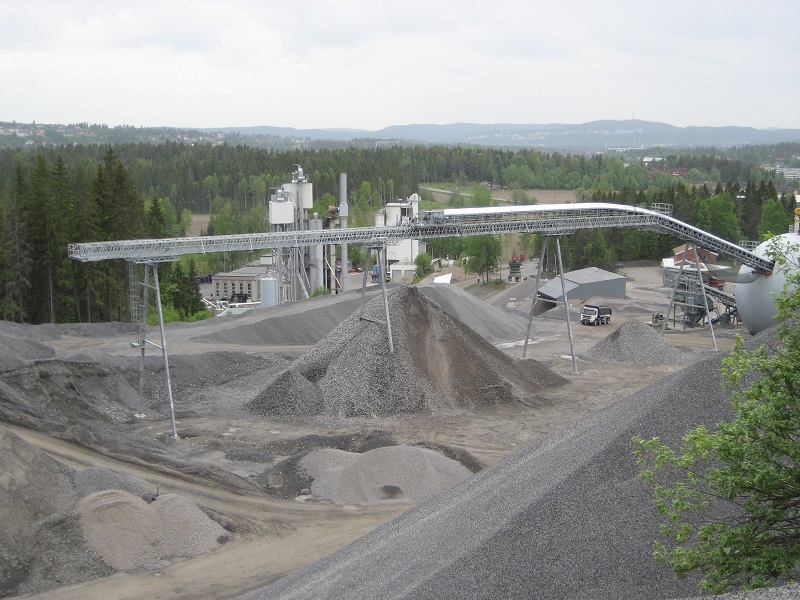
<box><xmin>0</xmin><ymin>142</ymin><xmax>795</xmax><ymax>325</ymax></box>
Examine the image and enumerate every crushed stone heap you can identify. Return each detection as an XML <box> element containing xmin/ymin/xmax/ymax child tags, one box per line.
<box><xmin>584</xmin><ymin>318</ymin><xmax>684</xmax><ymax>365</ymax></box>
<box><xmin>247</xmin><ymin>286</ymin><xmax>565</xmax><ymax>419</ymax></box>
<box><xmin>0</xmin><ymin>425</ymin><xmax>231</xmax><ymax>597</ymax></box>
<box><xmin>299</xmin><ymin>446</ymin><xmax>473</xmax><ymax>505</ymax></box>
<box><xmin>243</xmin><ymin>327</ymin><xmax>789</xmax><ymax>600</ymax></box>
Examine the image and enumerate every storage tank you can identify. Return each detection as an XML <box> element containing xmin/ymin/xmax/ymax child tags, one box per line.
<box><xmin>269</xmin><ymin>189</ymin><xmax>295</xmax><ymax>225</ymax></box>
<box><xmin>260</xmin><ymin>277</ymin><xmax>280</xmax><ymax>308</ymax></box>
<box><xmin>736</xmin><ymin>232</ymin><xmax>800</xmax><ymax>334</ymax></box>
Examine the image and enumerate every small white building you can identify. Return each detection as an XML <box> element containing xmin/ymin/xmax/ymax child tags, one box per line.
<box><xmin>374</xmin><ymin>193</ymin><xmax>427</xmax><ymax>283</ymax></box>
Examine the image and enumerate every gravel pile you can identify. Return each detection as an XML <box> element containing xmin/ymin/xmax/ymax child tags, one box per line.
<box><xmin>0</xmin><ymin>327</ymin><xmax>56</xmax><ymax>372</ymax></box>
<box><xmin>244</xmin><ymin>327</ymin><xmax>785</xmax><ymax>600</ymax></box>
<box><xmin>299</xmin><ymin>446</ymin><xmax>473</xmax><ymax>505</ymax></box>
<box><xmin>417</xmin><ymin>284</ymin><xmax>530</xmax><ymax>343</ymax></box>
<box><xmin>78</xmin><ymin>490</ymin><xmax>230</xmax><ymax>571</ymax></box>
<box><xmin>0</xmin><ymin>425</ymin><xmax>231</xmax><ymax>596</ymax></box>
<box><xmin>247</xmin><ymin>286</ymin><xmax>565</xmax><ymax>420</ymax></box>
<box><xmin>0</xmin><ymin>344</ymin><xmax>286</xmax><ymax>435</ymax></box>
<box><xmin>74</xmin><ymin>466</ymin><xmax>154</xmax><ymax>499</ymax></box>
<box><xmin>584</xmin><ymin>318</ymin><xmax>684</xmax><ymax>365</ymax></box>
<box><xmin>1</xmin><ymin>426</ymin><xmax>110</xmax><ymax>596</ymax></box>
<box><xmin>186</xmin><ymin>292</ymin><xmax>378</xmax><ymax>347</ymax></box>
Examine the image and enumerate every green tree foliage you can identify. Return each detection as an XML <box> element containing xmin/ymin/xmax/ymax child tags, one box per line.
<box><xmin>562</xmin><ymin>229</ymin><xmax>618</xmax><ymax>272</ymax></box>
<box><xmin>349</xmin><ymin>181</ymin><xmax>375</xmax><ymax>227</ymax></box>
<box><xmin>423</xmin><ymin>237</ymin><xmax>462</xmax><ymax>262</ymax></box>
<box><xmin>471</xmin><ymin>183</ymin><xmax>492</xmax><ymax>207</ymax></box>
<box><xmin>414</xmin><ymin>252</ymin><xmax>433</xmax><ymax>278</ymax></box>
<box><xmin>511</xmin><ymin>187</ymin><xmax>533</xmax><ymax>205</ymax></box>
<box><xmin>312</xmin><ymin>192</ymin><xmax>337</xmax><ymax>222</ymax></box>
<box><xmin>167</xmin><ymin>259</ymin><xmax>206</xmax><ymax>319</ymax></box>
<box><xmin>147</xmin><ymin>197</ymin><xmax>169</xmax><ymax>239</ymax></box>
<box><xmin>696</xmin><ymin>191</ymin><xmax>740</xmax><ymax>242</ymax></box>
<box><xmin>449</xmin><ymin>191</ymin><xmax>465</xmax><ymax>208</ymax></box>
<box><xmin>310</xmin><ymin>286</ymin><xmax>331</xmax><ymax>298</ymax></box>
<box><xmin>90</xmin><ymin>149</ymin><xmax>146</xmax><ymax>321</ymax></box>
<box><xmin>758</xmin><ymin>198</ymin><xmax>791</xmax><ymax>238</ymax></box>
<box><xmin>2</xmin><ymin>164</ymin><xmax>31</xmax><ymax>322</ymax></box>
<box><xmin>463</xmin><ymin>235</ymin><xmax>502</xmax><ymax>282</ymax></box>
<box><xmin>633</xmin><ymin>239</ymin><xmax>800</xmax><ymax>593</ymax></box>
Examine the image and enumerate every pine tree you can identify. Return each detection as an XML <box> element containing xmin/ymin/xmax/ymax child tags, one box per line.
<box><xmin>5</xmin><ymin>164</ymin><xmax>32</xmax><ymax>323</ymax></box>
<box><xmin>89</xmin><ymin>149</ymin><xmax>146</xmax><ymax>321</ymax></box>
<box><xmin>26</xmin><ymin>154</ymin><xmax>53</xmax><ymax>323</ymax></box>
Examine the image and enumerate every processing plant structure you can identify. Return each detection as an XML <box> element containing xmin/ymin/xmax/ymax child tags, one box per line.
<box><xmin>68</xmin><ymin>182</ymin><xmax>799</xmax><ymax>437</ymax></box>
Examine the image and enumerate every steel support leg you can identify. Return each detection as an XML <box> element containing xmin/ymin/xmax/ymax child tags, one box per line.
<box><xmin>152</xmin><ymin>264</ymin><xmax>178</xmax><ymax>439</ymax></box>
<box><xmin>137</xmin><ymin>263</ymin><xmax>150</xmax><ymax>410</ymax></box>
<box><xmin>358</xmin><ymin>246</ymin><xmax>394</xmax><ymax>353</ymax></box>
<box><xmin>691</xmin><ymin>242</ymin><xmax>717</xmax><ymax>350</ymax></box>
<box><xmin>522</xmin><ymin>237</ymin><xmax>548</xmax><ymax>359</ymax></box>
<box><xmin>555</xmin><ymin>237</ymin><xmax>578</xmax><ymax>374</ymax></box>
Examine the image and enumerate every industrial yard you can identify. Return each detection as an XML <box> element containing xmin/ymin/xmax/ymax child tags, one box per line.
<box><xmin>1</xmin><ymin>262</ymin><xmax>795</xmax><ymax>599</ymax></box>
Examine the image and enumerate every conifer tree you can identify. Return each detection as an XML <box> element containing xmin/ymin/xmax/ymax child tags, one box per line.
<box><xmin>5</xmin><ymin>164</ymin><xmax>32</xmax><ymax>323</ymax></box>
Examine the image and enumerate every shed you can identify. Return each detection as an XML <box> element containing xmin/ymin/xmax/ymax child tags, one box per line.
<box><xmin>535</xmin><ymin>267</ymin><xmax>626</xmax><ymax>314</ymax></box>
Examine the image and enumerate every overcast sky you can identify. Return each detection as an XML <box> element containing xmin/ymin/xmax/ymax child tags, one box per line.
<box><xmin>2</xmin><ymin>0</ymin><xmax>799</xmax><ymax>131</ymax></box>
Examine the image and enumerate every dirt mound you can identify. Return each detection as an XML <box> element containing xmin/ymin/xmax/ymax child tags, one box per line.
<box><xmin>584</xmin><ymin>318</ymin><xmax>684</xmax><ymax>365</ymax></box>
<box><xmin>255</xmin><ymin>431</ymin><xmax>483</xmax><ymax>499</ymax></box>
<box><xmin>0</xmin><ymin>426</ymin><xmax>111</xmax><ymax>597</ymax></box>
<box><xmin>78</xmin><ymin>490</ymin><xmax>230</xmax><ymax>571</ymax></box>
<box><xmin>298</xmin><ymin>446</ymin><xmax>474</xmax><ymax>505</ymax></box>
<box><xmin>0</xmin><ymin>425</ymin><xmax>232</xmax><ymax>596</ymax></box>
<box><xmin>0</xmin><ymin>347</ymin><xmax>287</xmax><ymax>437</ymax></box>
<box><xmin>0</xmin><ymin>357</ymin><xmax>142</xmax><ymax>434</ymax></box>
<box><xmin>247</xmin><ymin>286</ymin><xmax>565</xmax><ymax>419</ymax></box>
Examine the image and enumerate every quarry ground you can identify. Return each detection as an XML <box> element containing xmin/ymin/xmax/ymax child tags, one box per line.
<box><xmin>6</xmin><ymin>263</ymin><xmax>740</xmax><ymax>600</ymax></box>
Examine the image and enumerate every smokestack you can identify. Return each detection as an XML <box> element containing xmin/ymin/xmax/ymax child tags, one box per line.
<box><xmin>339</xmin><ymin>173</ymin><xmax>349</xmax><ymax>293</ymax></box>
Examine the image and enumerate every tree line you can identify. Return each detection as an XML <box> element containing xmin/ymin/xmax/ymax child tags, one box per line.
<box><xmin>0</xmin><ymin>148</ymin><xmax>208</xmax><ymax>324</ymax></box>
<box><xmin>0</xmin><ymin>141</ymin><xmax>794</xmax><ymax>324</ymax></box>
<box><xmin>0</xmin><ymin>142</ymin><xmax>774</xmax><ymax>216</ymax></box>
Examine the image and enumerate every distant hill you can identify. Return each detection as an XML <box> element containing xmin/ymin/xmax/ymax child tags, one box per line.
<box><xmin>204</xmin><ymin>120</ymin><xmax>800</xmax><ymax>149</ymax></box>
<box><xmin>4</xmin><ymin>120</ymin><xmax>800</xmax><ymax>151</ymax></box>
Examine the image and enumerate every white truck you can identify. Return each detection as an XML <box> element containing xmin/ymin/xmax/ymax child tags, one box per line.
<box><xmin>580</xmin><ymin>304</ymin><xmax>612</xmax><ymax>325</ymax></box>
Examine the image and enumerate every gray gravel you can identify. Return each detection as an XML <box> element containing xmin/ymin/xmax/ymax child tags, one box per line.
<box><xmin>299</xmin><ymin>446</ymin><xmax>473</xmax><ymax>505</ymax></box>
<box><xmin>417</xmin><ymin>284</ymin><xmax>531</xmax><ymax>343</ymax></box>
<box><xmin>243</xmin><ymin>327</ymin><xmax>795</xmax><ymax>600</ymax></box>
<box><xmin>584</xmin><ymin>318</ymin><xmax>684</xmax><ymax>365</ymax></box>
<box><xmin>77</xmin><ymin>490</ymin><xmax>230</xmax><ymax>571</ymax></box>
<box><xmin>246</xmin><ymin>286</ymin><xmax>565</xmax><ymax>420</ymax></box>
<box><xmin>1</xmin><ymin>425</ymin><xmax>231</xmax><ymax>596</ymax></box>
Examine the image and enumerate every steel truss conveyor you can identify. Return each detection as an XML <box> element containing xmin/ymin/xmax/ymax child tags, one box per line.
<box><xmin>68</xmin><ymin>202</ymin><xmax>774</xmax><ymax>273</ymax></box>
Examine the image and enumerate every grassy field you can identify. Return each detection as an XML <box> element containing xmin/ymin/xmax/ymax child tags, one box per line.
<box><xmin>418</xmin><ymin>185</ymin><xmax>577</xmax><ymax>206</ymax></box>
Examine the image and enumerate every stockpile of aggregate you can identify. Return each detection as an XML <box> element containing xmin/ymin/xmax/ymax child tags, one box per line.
<box><xmin>417</xmin><ymin>284</ymin><xmax>530</xmax><ymax>343</ymax></box>
<box><xmin>0</xmin><ymin>321</ymin><xmax>56</xmax><ymax>372</ymax></box>
<box><xmin>298</xmin><ymin>446</ymin><xmax>474</xmax><ymax>505</ymax></box>
<box><xmin>0</xmin><ymin>426</ymin><xmax>229</xmax><ymax>597</ymax></box>
<box><xmin>78</xmin><ymin>490</ymin><xmax>230</xmax><ymax>571</ymax></box>
<box><xmin>247</xmin><ymin>286</ymin><xmax>566</xmax><ymax>420</ymax></box>
<box><xmin>584</xmin><ymin>318</ymin><xmax>684</xmax><ymax>365</ymax></box>
<box><xmin>0</xmin><ymin>341</ymin><xmax>285</xmax><ymax>436</ymax></box>
<box><xmin>243</xmin><ymin>327</ymin><xmax>786</xmax><ymax>600</ymax></box>
<box><xmin>188</xmin><ymin>291</ymin><xmax>377</xmax><ymax>347</ymax></box>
